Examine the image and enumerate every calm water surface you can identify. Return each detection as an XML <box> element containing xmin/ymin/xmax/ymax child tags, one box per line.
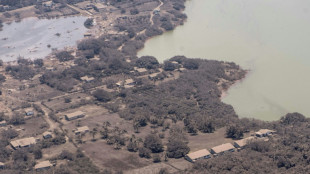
<box><xmin>0</xmin><ymin>16</ymin><xmax>88</xmax><ymax>61</ymax></box>
<box><xmin>138</xmin><ymin>0</ymin><xmax>310</xmax><ymax>121</ymax></box>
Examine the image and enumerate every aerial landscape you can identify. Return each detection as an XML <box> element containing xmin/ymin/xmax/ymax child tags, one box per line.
<box><xmin>0</xmin><ymin>0</ymin><xmax>309</xmax><ymax>174</ymax></box>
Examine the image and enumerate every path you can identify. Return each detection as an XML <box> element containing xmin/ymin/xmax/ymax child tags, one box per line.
<box><xmin>150</xmin><ymin>0</ymin><xmax>163</xmax><ymax>25</ymax></box>
<box><xmin>118</xmin><ymin>0</ymin><xmax>163</xmax><ymax>51</ymax></box>
<box><xmin>67</xmin><ymin>4</ymin><xmax>93</xmax><ymax>16</ymax></box>
<box><xmin>36</xmin><ymin>102</ymin><xmax>58</xmax><ymax>131</ymax></box>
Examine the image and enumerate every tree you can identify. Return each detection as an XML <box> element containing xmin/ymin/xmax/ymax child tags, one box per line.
<box><xmin>9</xmin><ymin>113</ymin><xmax>25</xmax><ymax>125</ymax></box>
<box><xmin>1</xmin><ymin>128</ymin><xmax>18</xmax><ymax>139</ymax></box>
<box><xmin>138</xmin><ymin>147</ymin><xmax>151</xmax><ymax>158</ymax></box>
<box><xmin>90</xmin><ymin>128</ymin><xmax>98</xmax><ymax>141</ymax></box>
<box><xmin>163</xmin><ymin>61</ymin><xmax>177</xmax><ymax>71</ymax></box>
<box><xmin>144</xmin><ymin>134</ymin><xmax>163</xmax><ymax>153</ymax></box>
<box><xmin>198</xmin><ymin>119</ymin><xmax>215</xmax><ymax>133</ymax></box>
<box><xmin>153</xmin><ymin>154</ymin><xmax>161</xmax><ymax>163</ymax></box>
<box><xmin>93</xmin><ymin>89</ymin><xmax>112</xmax><ymax>102</ymax></box>
<box><xmin>226</xmin><ymin>124</ymin><xmax>244</xmax><ymax>139</ymax></box>
<box><xmin>166</xmin><ymin>140</ymin><xmax>189</xmax><ymax>158</ymax></box>
<box><xmin>84</xmin><ymin>18</ymin><xmax>94</xmax><ymax>28</ymax></box>
<box><xmin>34</xmin><ymin>59</ymin><xmax>44</xmax><ymax>67</ymax></box>
<box><xmin>280</xmin><ymin>112</ymin><xmax>306</xmax><ymax>125</ymax></box>
<box><xmin>55</xmin><ymin>51</ymin><xmax>74</xmax><ymax>62</ymax></box>
<box><xmin>32</xmin><ymin>146</ymin><xmax>42</xmax><ymax>159</ymax></box>
<box><xmin>127</xmin><ymin>141</ymin><xmax>138</xmax><ymax>152</ymax></box>
<box><xmin>135</xmin><ymin>56</ymin><xmax>159</xmax><ymax>69</ymax></box>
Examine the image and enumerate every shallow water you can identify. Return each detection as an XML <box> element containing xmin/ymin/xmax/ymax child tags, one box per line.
<box><xmin>138</xmin><ymin>0</ymin><xmax>310</xmax><ymax>121</ymax></box>
<box><xmin>0</xmin><ymin>16</ymin><xmax>88</xmax><ymax>61</ymax></box>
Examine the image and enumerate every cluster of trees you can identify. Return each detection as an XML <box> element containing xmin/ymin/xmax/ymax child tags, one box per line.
<box><xmin>119</xmin><ymin>57</ymin><xmax>246</xmax><ymax>133</ymax></box>
<box><xmin>127</xmin><ymin>125</ymin><xmax>190</xmax><ymax>161</ymax></box>
<box><xmin>55</xmin><ymin>51</ymin><xmax>74</xmax><ymax>62</ymax></box>
<box><xmin>5</xmin><ymin>58</ymin><xmax>43</xmax><ymax>80</ymax></box>
<box><xmin>0</xmin><ymin>0</ymin><xmax>37</xmax><ymax>11</ymax></box>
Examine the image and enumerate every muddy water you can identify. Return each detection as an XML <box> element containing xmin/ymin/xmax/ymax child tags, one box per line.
<box><xmin>0</xmin><ymin>16</ymin><xmax>88</xmax><ymax>61</ymax></box>
<box><xmin>138</xmin><ymin>0</ymin><xmax>310</xmax><ymax>121</ymax></box>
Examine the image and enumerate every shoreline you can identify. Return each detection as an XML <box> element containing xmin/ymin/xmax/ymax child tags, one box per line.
<box><xmin>220</xmin><ymin>70</ymin><xmax>249</xmax><ymax>100</ymax></box>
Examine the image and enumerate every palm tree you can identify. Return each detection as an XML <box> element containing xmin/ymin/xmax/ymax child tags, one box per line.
<box><xmin>90</xmin><ymin>128</ymin><xmax>98</xmax><ymax>141</ymax></box>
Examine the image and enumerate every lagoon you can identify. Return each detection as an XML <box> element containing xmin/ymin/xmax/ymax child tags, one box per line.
<box><xmin>0</xmin><ymin>16</ymin><xmax>88</xmax><ymax>61</ymax></box>
<box><xmin>138</xmin><ymin>0</ymin><xmax>310</xmax><ymax>121</ymax></box>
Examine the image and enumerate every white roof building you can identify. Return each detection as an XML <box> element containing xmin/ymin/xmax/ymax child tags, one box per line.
<box><xmin>10</xmin><ymin>137</ymin><xmax>36</xmax><ymax>149</ymax></box>
<box><xmin>185</xmin><ymin>149</ymin><xmax>211</xmax><ymax>162</ymax></box>
<box><xmin>34</xmin><ymin>161</ymin><xmax>53</xmax><ymax>171</ymax></box>
<box><xmin>210</xmin><ymin>143</ymin><xmax>235</xmax><ymax>154</ymax></box>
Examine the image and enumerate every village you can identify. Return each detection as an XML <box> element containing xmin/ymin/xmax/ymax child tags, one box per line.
<box><xmin>1</xmin><ymin>0</ymin><xmax>296</xmax><ymax>173</ymax></box>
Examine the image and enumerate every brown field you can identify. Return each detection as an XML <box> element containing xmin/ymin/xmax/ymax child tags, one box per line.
<box><xmin>42</xmin><ymin>140</ymin><xmax>77</xmax><ymax>160</ymax></box>
<box><xmin>80</xmin><ymin>140</ymin><xmax>151</xmax><ymax>171</ymax></box>
<box><xmin>188</xmin><ymin>127</ymin><xmax>253</xmax><ymax>151</ymax></box>
<box><xmin>44</xmin><ymin>92</ymin><xmax>93</xmax><ymax>112</ymax></box>
<box><xmin>18</xmin><ymin>116</ymin><xmax>48</xmax><ymax>137</ymax></box>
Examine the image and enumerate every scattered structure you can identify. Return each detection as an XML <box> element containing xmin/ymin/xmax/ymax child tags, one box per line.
<box><xmin>0</xmin><ymin>120</ymin><xmax>7</xmax><ymax>127</ymax></box>
<box><xmin>116</xmin><ymin>79</ymin><xmax>135</xmax><ymax>88</ymax></box>
<box><xmin>84</xmin><ymin>32</ymin><xmax>92</xmax><ymax>37</ymax></box>
<box><xmin>80</xmin><ymin>76</ymin><xmax>95</xmax><ymax>82</ymax></box>
<box><xmin>148</xmin><ymin>73</ymin><xmax>158</xmax><ymax>80</ymax></box>
<box><xmin>234</xmin><ymin>137</ymin><xmax>255</xmax><ymax>149</ymax></box>
<box><xmin>0</xmin><ymin>162</ymin><xmax>4</xmax><ymax>169</ymax></box>
<box><xmin>10</xmin><ymin>137</ymin><xmax>36</xmax><ymax>150</ymax></box>
<box><xmin>178</xmin><ymin>67</ymin><xmax>186</xmax><ymax>72</ymax></box>
<box><xmin>43</xmin><ymin>132</ymin><xmax>53</xmax><ymax>139</ymax></box>
<box><xmin>65</xmin><ymin>111</ymin><xmax>85</xmax><ymax>121</ymax></box>
<box><xmin>46</xmin><ymin>67</ymin><xmax>55</xmax><ymax>71</ymax></box>
<box><xmin>134</xmin><ymin>67</ymin><xmax>148</xmax><ymax>73</ymax></box>
<box><xmin>170</xmin><ymin>61</ymin><xmax>179</xmax><ymax>65</ymax></box>
<box><xmin>74</xmin><ymin>126</ymin><xmax>90</xmax><ymax>135</ymax></box>
<box><xmin>34</xmin><ymin>161</ymin><xmax>53</xmax><ymax>171</ymax></box>
<box><xmin>210</xmin><ymin>143</ymin><xmax>235</xmax><ymax>155</ymax></box>
<box><xmin>255</xmin><ymin>129</ymin><xmax>276</xmax><ymax>138</ymax></box>
<box><xmin>185</xmin><ymin>149</ymin><xmax>211</xmax><ymax>162</ymax></box>
<box><xmin>43</xmin><ymin>1</ymin><xmax>53</xmax><ymax>7</ymax></box>
<box><xmin>25</xmin><ymin>108</ymin><xmax>34</xmax><ymax>116</ymax></box>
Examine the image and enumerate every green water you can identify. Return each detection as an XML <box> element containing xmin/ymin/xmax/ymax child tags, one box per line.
<box><xmin>138</xmin><ymin>0</ymin><xmax>310</xmax><ymax>121</ymax></box>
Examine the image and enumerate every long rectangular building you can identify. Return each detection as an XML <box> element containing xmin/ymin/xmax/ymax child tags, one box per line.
<box><xmin>185</xmin><ymin>149</ymin><xmax>211</xmax><ymax>162</ymax></box>
<box><xmin>65</xmin><ymin>111</ymin><xmax>85</xmax><ymax>121</ymax></box>
<box><xmin>10</xmin><ymin>137</ymin><xmax>36</xmax><ymax>150</ymax></box>
<box><xmin>210</xmin><ymin>143</ymin><xmax>235</xmax><ymax>155</ymax></box>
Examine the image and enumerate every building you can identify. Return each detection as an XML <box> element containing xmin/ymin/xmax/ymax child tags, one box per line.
<box><xmin>178</xmin><ymin>67</ymin><xmax>186</xmax><ymax>72</ymax></box>
<box><xmin>25</xmin><ymin>108</ymin><xmax>34</xmax><ymax>116</ymax></box>
<box><xmin>233</xmin><ymin>137</ymin><xmax>255</xmax><ymax>149</ymax></box>
<box><xmin>10</xmin><ymin>137</ymin><xmax>36</xmax><ymax>150</ymax></box>
<box><xmin>185</xmin><ymin>149</ymin><xmax>211</xmax><ymax>162</ymax></box>
<box><xmin>255</xmin><ymin>129</ymin><xmax>275</xmax><ymax>137</ymax></box>
<box><xmin>43</xmin><ymin>132</ymin><xmax>53</xmax><ymax>139</ymax></box>
<box><xmin>170</xmin><ymin>61</ymin><xmax>179</xmax><ymax>64</ymax></box>
<box><xmin>148</xmin><ymin>73</ymin><xmax>158</xmax><ymax>80</ymax></box>
<box><xmin>34</xmin><ymin>161</ymin><xmax>53</xmax><ymax>171</ymax></box>
<box><xmin>3</xmin><ymin>5</ymin><xmax>10</xmax><ymax>10</ymax></box>
<box><xmin>116</xmin><ymin>79</ymin><xmax>135</xmax><ymax>87</ymax></box>
<box><xmin>153</xmin><ymin>10</ymin><xmax>160</xmax><ymax>15</ymax></box>
<box><xmin>0</xmin><ymin>162</ymin><xmax>4</xmax><ymax>169</ymax></box>
<box><xmin>134</xmin><ymin>67</ymin><xmax>148</xmax><ymax>74</ymax></box>
<box><xmin>65</xmin><ymin>111</ymin><xmax>85</xmax><ymax>121</ymax></box>
<box><xmin>45</xmin><ymin>67</ymin><xmax>55</xmax><ymax>71</ymax></box>
<box><xmin>43</xmin><ymin>1</ymin><xmax>53</xmax><ymax>7</ymax></box>
<box><xmin>0</xmin><ymin>120</ymin><xmax>7</xmax><ymax>127</ymax></box>
<box><xmin>74</xmin><ymin>126</ymin><xmax>90</xmax><ymax>135</ymax></box>
<box><xmin>80</xmin><ymin>76</ymin><xmax>95</xmax><ymax>82</ymax></box>
<box><xmin>210</xmin><ymin>143</ymin><xmax>235</xmax><ymax>155</ymax></box>
<box><xmin>84</xmin><ymin>32</ymin><xmax>92</xmax><ymax>37</ymax></box>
